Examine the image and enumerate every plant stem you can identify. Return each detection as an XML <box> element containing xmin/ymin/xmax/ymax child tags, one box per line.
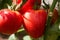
<box><xmin>43</xmin><ymin>0</ymin><xmax>49</xmax><ymax>9</ymax></box>
<box><xmin>58</xmin><ymin>1</ymin><xmax>60</xmax><ymax>15</ymax></box>
<box><xmin>49</xmin><ymin>0</ymin><xmax>58</xmax><ymax>12</ymax></box>
<box><xmin>47</xmin><ymin>0</ymin><xmax>58</xmax><ymax>29</ymax></box>
<box><xmin>44</xmin><ymin>0</ymin><xmax>58</xmax><ymax>40</ymax></box>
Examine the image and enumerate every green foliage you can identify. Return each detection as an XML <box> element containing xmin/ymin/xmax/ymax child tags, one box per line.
<box><xmin>0</xmin><ymin>0</ymin><xmax>12</xmax><ymax>9</ymax></box>
<box><xmin>58</xmin><ymin>0</ymin><xmax>60</xmax><ymax>2</ymax></box>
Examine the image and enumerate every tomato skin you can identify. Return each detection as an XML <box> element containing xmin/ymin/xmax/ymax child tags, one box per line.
<box><xmin>19</xmin><ymin>0</ymin><xmax>36</xmax><ymax>14</ymax></box>
<box><xmin>17</xmin><ymin>0</ymin><xmax>22</xmax><ymax>4</ymax></box>
<box><xmin>0</xmin><ymin>9</ymin><xmax>23</xmax><ymax>35</ymax></box>
<box><xmin>18</xmin><ymin>0</ymin><xmax>41</xmax><ymax>14</ymax></box>
<box><xmin>23</xmin><ymin>9</ymin><xmax>47</xmax><ymax>38</ymax></box>
<box><xmin>13</xmin><ymin>0</ymin><xmax>22</xmax><ymax>4</ymax></box>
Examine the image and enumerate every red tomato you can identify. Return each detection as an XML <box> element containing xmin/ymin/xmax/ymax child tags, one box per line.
<box><xmin>37</xmin><ymin>0</ymin><xmax>41</xmax><ymax>5</ymax></box>
<box><xmin>23</xmin><ymin>9</ymin><xmax>47</xmax><ymax>38</ymax></box>
<box><xmin>0</xmin><ymin>9</ymin><xmax>23</xmax><ymax>35</ymax></box>
<box><xmin>19</xmin><ymin>0</ymin><xmax>36</xmax><ymax>14</ymax></box>
<box><xmin>17</xmin><ymin>0</ymin><xmax>22</xmax><ymax>4</ymax></box>
<box><xmin>13</xmin><ymin>0</ymin><xmax>22</xmax><ymax>5</ymax></box>
<box><xmin>18</xmin><ymin>0</ymin><xmax>41</xmax><ymax>14</ymax></box>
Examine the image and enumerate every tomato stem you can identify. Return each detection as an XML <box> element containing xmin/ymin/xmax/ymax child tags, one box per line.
<box><xmin>43</xmin><ymin>0</ymin><xmax>49</xmax><ymax>9</ymax></box>
<box><xmin>58</xmin><ymin>1</ymin><xmax>60</xmax><ymax>15</ymax></box>
<box><xmin>49</xmin><ymin>0</ymin><xmax>57</xmax><ymax>12</ymax></box>
<box><xmin>44</xmin><ymin>0</ymin><xmax>58</xmax><ymax>40</ymax></box>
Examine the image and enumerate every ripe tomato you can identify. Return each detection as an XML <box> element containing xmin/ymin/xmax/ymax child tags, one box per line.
<box><xmin>19</xmin><ymin>0</ymin><xmax>36</xmax><ymax>14</ymax></box>
<box><xmin>0</xmin><ymin>9</ymin><xmax>23</xmax><ymax>35</ymax></box>
<box><xmin>23</xmin><ymin>9</ymin><xmax>47</xmax><ymax>38</ymax></box>
<box><xmin>18</xmin><ymin>0</ymin><xmax>41</xmax><ymax>14</ymax></box>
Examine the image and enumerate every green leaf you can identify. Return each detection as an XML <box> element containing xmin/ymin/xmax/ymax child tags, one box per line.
<box><xmin>44</xmin><ymin>16</ymin><xmax>60</xmax><ymax>40</ymax></box>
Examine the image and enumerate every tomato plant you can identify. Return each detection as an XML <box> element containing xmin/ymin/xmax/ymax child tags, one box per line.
<box><xmin>0</xmin><ymin>0</ymin><xmax>59</xmax><ymax>40</ymax></box>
